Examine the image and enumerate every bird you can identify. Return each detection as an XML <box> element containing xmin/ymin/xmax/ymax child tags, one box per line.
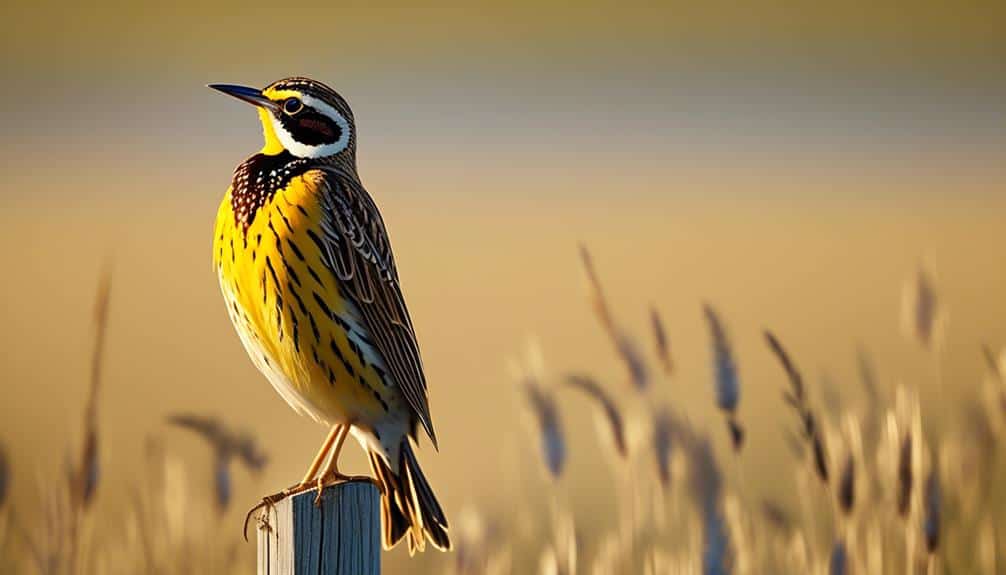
<box><xmin>209</xmin><ymin>77</ymin><xmax>449</xmax><ymax>553</ymax></box>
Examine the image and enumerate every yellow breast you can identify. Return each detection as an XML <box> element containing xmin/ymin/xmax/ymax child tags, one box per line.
<box><xmin>213</xmin><ymin>173</ymin><xmax>396</xmax><ymax>425</ymax></box>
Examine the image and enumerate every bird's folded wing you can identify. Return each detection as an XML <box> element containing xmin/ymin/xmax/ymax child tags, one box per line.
<box><xmin>307</xmin><ymin>167</ymin><xmax>437</xmax><ymax>447</ymax></box>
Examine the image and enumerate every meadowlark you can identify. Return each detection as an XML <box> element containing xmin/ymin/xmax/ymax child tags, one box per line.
<box><xmin>209</xmin><ymin>77</ymin><xmax>449</xmax><ymax>553</ymax></box>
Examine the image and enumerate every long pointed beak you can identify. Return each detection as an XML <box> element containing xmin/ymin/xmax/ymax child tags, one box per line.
<box><xmin>207</xmin><ymin>84</ymin><xmax>279</xmax><ymax>110</ymax></box>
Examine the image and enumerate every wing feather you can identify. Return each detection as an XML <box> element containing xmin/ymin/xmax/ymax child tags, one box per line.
<box><xmin>309</xmin><ymin>168</ymin><xmax>437</xmax><ymax>446</ymax></box>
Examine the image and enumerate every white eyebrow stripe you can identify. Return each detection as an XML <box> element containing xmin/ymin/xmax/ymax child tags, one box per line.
<box><xmin>268</xmin><ymin>94</ymin><xmax>351</xmax><ymax>158</ymax></box>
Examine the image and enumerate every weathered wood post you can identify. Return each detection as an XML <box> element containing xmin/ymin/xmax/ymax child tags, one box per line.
<box><xmin>257</xmin><ymin>480</ymin><xmax>381</xmax><ymax>575</ymax></box>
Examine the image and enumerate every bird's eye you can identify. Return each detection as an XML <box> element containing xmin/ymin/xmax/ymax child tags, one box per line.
<box><xmin>282</xmin><ymin>98</ymin><xmax>303</xmax><ymax>115</ymax></box>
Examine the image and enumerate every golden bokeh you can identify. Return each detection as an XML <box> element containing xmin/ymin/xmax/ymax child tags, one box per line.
<box><xmin>1</xmin><ymin>0</ymin><xmax>1004</xmax><ymax>572</ymax></box>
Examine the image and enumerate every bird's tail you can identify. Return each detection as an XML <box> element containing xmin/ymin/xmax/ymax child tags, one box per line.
<box><xmin>367</xmin><ymin>440</ymin><xmax>450</xmax><ymax>554</ymax></box>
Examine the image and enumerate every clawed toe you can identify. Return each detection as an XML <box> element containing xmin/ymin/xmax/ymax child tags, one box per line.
<box><xmin>243</xmin><ymin>498</ymin><xmax>274</xmax><ymax>541</ymax></box>
<box><xmin>244</xmin><ymin>474</ymin><xmax>382</xmax><ymax>535</ymax></box>
<box><xmin>311</xmin><ymin>473</ymin><xmax>377</xmax><ymax>506</ymax></box>
<box><xmin>243</xmin><ymin>482</ymin><xmax>314</xmax><ymax>541</ymax></box>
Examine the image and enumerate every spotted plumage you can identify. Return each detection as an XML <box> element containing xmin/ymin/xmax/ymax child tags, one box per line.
<box><xmin>210</xmin><ymin>77</ymin><xmax>449</xmax><ymax>553</ymax></box>
<box><xmin>229</xmin><ymin>151</ymin><xmax>312</xmax><ymax>232</ymax></box>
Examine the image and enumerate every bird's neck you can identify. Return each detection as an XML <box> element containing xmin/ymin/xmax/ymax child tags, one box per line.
<box><xmin>230</xmin><ymin>151</ymin><xmax>312</xmax><ymax>232</ymax></box>
<box><xmin>229</xmin><ymin>152</ymin><xmax>360</xmax><ymax>234</ymax></box>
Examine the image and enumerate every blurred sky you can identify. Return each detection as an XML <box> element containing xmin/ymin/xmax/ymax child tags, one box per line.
<box><xmin>2</xmin><ymin>0</ymin><xmax>1005</xmax><ymax>206</ymax></box>
<box><xmin>1</xmin><ymin>1</ymin><xmax>1004</xmax><ymax>568</ymax></box>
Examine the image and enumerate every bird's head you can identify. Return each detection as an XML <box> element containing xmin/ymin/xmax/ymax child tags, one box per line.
<box><xmin>210</xmin><ymin>77</ymin><xmax>355</xmax><ymax>160</ymax></box>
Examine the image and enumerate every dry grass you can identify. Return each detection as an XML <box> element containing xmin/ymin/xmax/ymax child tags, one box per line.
<box><xmin>649</xmin><ymin>307</ymin><xmax>673</xmax><ymax>377</ymax></box>
<box><xmin>165</xmin><ymin>414</ymin><xmax>267</xmax><ymax>513</ymax></box>
<box><xmin>12</xmin><ymin>269</ymin><xmax>113</xmax><ymax>575</ymax></box>
<box><xmin>514</xmin><ymin>354</ymin><xmax>566</xmax><ymax>482</ymax></box>
<box><xmin>703</xmin><ymin>304</ymin><xmax>744</xmax><ymax>452</ymax></box>
<box><xmin>1</xmin><ymin>271</ymin><xmax>257</xmax><ymax>575</ymax></box>
<box><xmin>3</xmin><ymin>251</ymin><xmax>1005</xmax><ymax>575</ymax></box>
<box><xmin>563</xmin><ymin>374</ymin><xmax>628</xmax><ymax>461</ymax></box>
<box><xmin>765</xmin><ymin>330</ymin><xmax>830</xmax><ymax>484</ymax></box>
<box><xmin>579</xmin><ymin>245</ymin><xmax>649</xmax><ymax>392</ymax></box>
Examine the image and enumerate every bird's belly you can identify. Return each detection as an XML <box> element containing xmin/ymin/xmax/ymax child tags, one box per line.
<box><xmin>213</xmin><ymin>179</ymin><xmax>404</xmax><ymax>429</ymax></box>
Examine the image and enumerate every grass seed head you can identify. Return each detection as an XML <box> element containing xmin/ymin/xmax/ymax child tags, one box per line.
<box><xmin>705</xmin><ymin>305</ymin><xmax>744</xmax><ymax>451</ymax></box>
<box><xmin>723</xmin><ymin>418</ymin><xmax>744</xmax><ymax>452</ymax></box>
<box><xmin>652</xmin><ymin>408</ymin><xmax>676</xmax><ymax>488</ymax></box>
<box><xmin>578</xmin><ymin>244</ymin><xmax>613</xmax><ymax>333</ymax></box>
<box><xmin>704</xmin><ymin>304</ymin><xmax>739</xmax><ymax>412</ymax></box>
<box><xmin>765</xmin><ymin>330</ymin><xmax>804</xmax><ymax>403</ymax></box>
<box><xmin>579</xmin><ymin>245</ymin><xmax>649</xmax><ymax>391</ymax></box>
<box><xmin>902</xmin><ymin>267</ymin><xmax>943</xmax><ymax>349</ymax></box>
<box><xmin>523</xmin><ymin>381</ymin><xmax>566</xmax><ymax>480</ymax></box>
<box><xmin>924</xmin><ymin>467</ymin><xmax>941</xmax><ymax>554</ymax></box>
<box><xmin>837</xmin><ymin>452</ymin><xmax>855</xmax><ymax>515</ymax></box>
<box><xmin>766</xmin><ymin>330</ymin><xmax>830</xmax><ymax>483</ymax></box>
<box><xmin>615</xmin><ymin>332</ymin><xmax>650</xmax><ymax>392</ymax></box>
<box><xmin>811</xmin><ymin>432</ymin><xmax>830</xmax><ymax>484</ymax></box>
<box><xmin>897</xmin><ymin>433</ymin><xmax>914</xmax><ymax>517</ymax></box>
<box><xmin>564</xmin><ymin>374</ymin><xmax>627</xmax><ymax>459</ymax></box>
<box><xmin>650</xmin><ymin>306</ymin><xmax>673</xmax><ymax>376</ymax></box>
<box><xmin>167</xmin><ymin>414</ymin><xmax>268</xmax><ymax>474</ymax></box>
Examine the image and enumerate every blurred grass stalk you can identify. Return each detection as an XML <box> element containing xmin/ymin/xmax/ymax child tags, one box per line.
<box><xmin>165</xmin><ymin>413</ymin><xmax>267</xmax><ymax>515</ymax></box>
<box><xmin>704</xmin><ymin>305</ymin><xmax>744</xmax><ymax>452</ymax></box>
<box><xmin>11</xmin><ymin>268</ymin><xmax>111</xmax><ymax>575</ymax></box>
<box><xmin>492</xmin><ymin>251</ymin><xmax>1001</xmax><ymax>574</ymax></box>
<box><xmin>5</xmin><ymin>247</ymin><xmax>1006</xmax><ymax>574</ymax></box>
<box><xmin>579</xmin><ymin>245</ymin><xmax>649</xmax><ymax>392</ymax></box>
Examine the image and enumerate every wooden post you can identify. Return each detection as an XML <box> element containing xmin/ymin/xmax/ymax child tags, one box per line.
<box><xmin>257</xmin><ymin>480</ymin><xmax>381</xmax><ymax>575</ymax></box>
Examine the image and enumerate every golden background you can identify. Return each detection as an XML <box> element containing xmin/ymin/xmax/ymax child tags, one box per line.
<box><xmin>1</xmin><ymin>0</ymin><xmax>1004</xmax><ymax>571</ymax></box>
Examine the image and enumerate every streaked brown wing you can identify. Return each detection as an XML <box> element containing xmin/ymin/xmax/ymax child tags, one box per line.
<box><xmin>307</xmin><ymin>167</ymin><xmax>437</xmax><ymax>447</ymax></box>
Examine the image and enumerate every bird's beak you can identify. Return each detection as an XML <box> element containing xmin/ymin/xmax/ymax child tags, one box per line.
<box><xmin>207</xmin><ymin>84</ymin><xmax>279</xmax><ymax>111</ymax></box>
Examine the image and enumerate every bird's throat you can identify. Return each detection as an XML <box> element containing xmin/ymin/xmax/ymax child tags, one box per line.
<box><xmin>258</xmin><ymin>108</ymin><xmax>286</xmax><ymax>155</ymax></box>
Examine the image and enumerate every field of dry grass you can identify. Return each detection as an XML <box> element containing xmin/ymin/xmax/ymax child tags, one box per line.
<box><xmin>1</xmin><ymin>214</ymin><xmax>1004</xmax><ymax>573</ymax></box>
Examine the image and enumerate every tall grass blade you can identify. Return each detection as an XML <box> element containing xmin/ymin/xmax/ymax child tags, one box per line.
<box><xmin>765</xmin><ymin>330</ymin><xmax>829</xmax><ymax>483</ymax></box>
<box><xmin>579</xmin><ymin>244</ymin><xmax>649</xmax><ymax>390</ymax></box>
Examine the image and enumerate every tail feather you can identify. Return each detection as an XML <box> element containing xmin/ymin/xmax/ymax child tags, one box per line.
<box><xmin>367</xmin><ymin>440</ymin><xmax>450</xmax><ymax>554</ymax></box>
<box><xmin>367</xmin><ymin>451</ymin><xmax>410</xmax><ymax>549</ymax></box>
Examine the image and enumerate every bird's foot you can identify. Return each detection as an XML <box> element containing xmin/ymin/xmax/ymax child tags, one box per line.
<box><xmin>312</xmin><ymin>471</ymin><xmax>377</xmax><ymax>506</ymax></box>
<box><xmin>242</xmin><ymin>481</ymin><xmax>315</xmax><ymax>541</ymax></box>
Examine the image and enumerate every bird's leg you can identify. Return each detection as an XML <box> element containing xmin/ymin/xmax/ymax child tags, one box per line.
<box><xmin>311</xmin><ymin>425</ymin><xmax>376</xmax><ymax>505</ymax></box>
<box><xmin>242</xmin><ymin>424</ymin><xmax>344</xmax><ymax>540</ymax></box>
<box><xmin>313</xmin><ymin>424</ymin><xmax>351</xmax><ymax>505</ymax></box>
<box><xmin>299</xmin><ymin>424</ymin><xmax>344</xmax><ymax>487</ymax></box>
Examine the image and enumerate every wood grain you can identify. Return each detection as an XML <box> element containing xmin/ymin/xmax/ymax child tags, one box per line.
<box><xmin>257</xmin><ymin>480</ymin><xmax>381</xmax><ymax>574</ymax></box>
